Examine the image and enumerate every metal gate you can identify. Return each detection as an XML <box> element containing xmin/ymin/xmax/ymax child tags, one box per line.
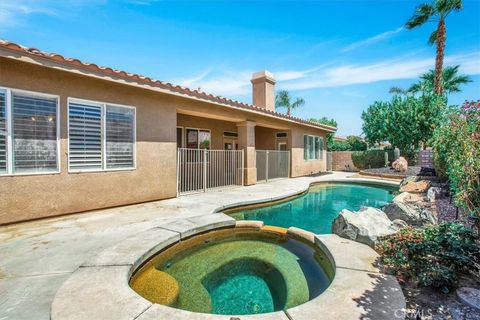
<box><xmin>327</xmin><ymin>152</ymin><xmax>333</xmax><ymax>171</ymax></box>
<box><xmin>256</xmin><ymin>150</ymin><xmax>290</xmax><ymax>182</ymax></box>
<box><xmin>177</xmin><ymin>148</ymin><xmax>244</xmax><ymax>195</ymax></box>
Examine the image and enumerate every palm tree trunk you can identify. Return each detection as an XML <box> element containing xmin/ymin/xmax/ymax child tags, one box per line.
<box><xmin>435</xmin><ymin>18</ymin><xmax>446</xmax><ymax>95</ymax></box>
<box><xmin>287</xmin><ymin>107</ymin><xmax>291</xmax><ymax>116</ymax></box>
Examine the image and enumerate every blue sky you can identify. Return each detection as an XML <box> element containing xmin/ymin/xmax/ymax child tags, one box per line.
<box><xmin>1</xmin><ymin>0</ymin><xmax>479</xmax><ymax>136</ymax></box>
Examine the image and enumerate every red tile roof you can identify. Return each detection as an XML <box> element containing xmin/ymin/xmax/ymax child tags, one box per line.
<box><xmin>0</xmin><ymin>39</ymin><xmax>336</xmax><ymax>132</ymax></box>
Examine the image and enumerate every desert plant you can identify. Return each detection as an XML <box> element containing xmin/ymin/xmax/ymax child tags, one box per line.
<box><xmin>380</xmin><ymin>223</ymin><xmax>480</xmax><ymax>289</ymax></box>
<box><xmin>432</xmin><ymin>100</ymin><xmax>480</xmax><ymax>218</ymax></box>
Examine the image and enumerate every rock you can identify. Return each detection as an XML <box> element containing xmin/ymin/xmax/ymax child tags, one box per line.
<box><xmin>332</xmin><ymin>207</ymin><xmax>399</xmax><ymax>248</ymax></box>
<box><xmin>399</xmin><ymin>180</ymin><xmax>431</xmax><ymax>193</ymax></box>
<box><xmin>427</xmin><ymin>186</ymin><xmax>443</xmax><ymax>202</ymax></box>
<box><xmin>399</xmin><ymin>175</ymin><xmax>419</xmax><ymax>188</ymax></box>
<box><xmin>393</xmin><ymin>157</ymin><xmax>408</xmax><ymax>172</ymax></box>
<box><xmin>392</xmin><ymin>219</ymin><xmax>409</xmax><ymax>229</ymax></box>
<box><xmin>383</xmin><ymin>192</ymin><xmax>437</xmax><ymax>226</ymax></box>
<box><xmin>456</xmin><ymin>287</ymin><xmax>480</xmax><ymax>311</ymax></box>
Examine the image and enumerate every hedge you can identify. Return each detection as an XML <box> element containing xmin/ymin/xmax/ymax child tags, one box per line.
<box><xmin>351</xmin><ymin>150</ymin><xmax>394</xmax><ymax>169</ymax></box>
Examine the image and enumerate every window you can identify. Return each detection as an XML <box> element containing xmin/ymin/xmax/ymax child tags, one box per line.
<box><xmin>68</xmin><ymin>98</ymin><xmax>135</xmax><ymax>172</ymax></box>
<box><xmin>0</xmin><ymin>89</ymin><xmax>6</xmax><ymax>174</ymax></box>
<box><xmin>186</xmin><ymin>128</ymin><xmax>211</xmax><ymax>149</ymax></box>
<box><xmin>304</xmin><ymin>134</ymin><xmax>323</xmax><ymax>160</ymax></box>
<box><xmin>0</xmin><ymin>87</ymin><xmax>59</xmax><ymax>175</ymax></box>
<box><xmin>105</xmin><ymin>106</ymin><xmax>135</xmax><ymax>169</ymax></box>
<box><xmin>69</xmin><ymin>101</ymin><xmax>102</xmax><ymax>170</ymax></box>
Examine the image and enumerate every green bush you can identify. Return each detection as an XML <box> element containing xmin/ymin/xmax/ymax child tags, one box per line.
<box><xmin>432</xmin><ymin>100</ymin><xmax>480</xmax><ymax>218</ymax></box>
<box><xmin>351</xmin><ymin>150</ymin><xmax>387</xmax><ymax>169</ymax></box>
<box><xmin>380</xmin><ymin>223</ymin><xmax>480</xmax><ymax>289</ymax></box>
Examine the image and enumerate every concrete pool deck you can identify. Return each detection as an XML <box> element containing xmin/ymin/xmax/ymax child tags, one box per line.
<box><xmin>0</xmin><ymin>172</ymin><xmax>402</xmax><ymax>320</ymax></box>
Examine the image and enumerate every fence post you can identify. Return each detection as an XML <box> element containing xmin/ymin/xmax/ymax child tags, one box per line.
<box><xmin>203</xmin><ymin>149</ymin><xmax>207</xmax><ymax>192</ymax></box>
<box><xmin>265</xmin><ymin>150</ymin><xmax>269</xmax><ymax>183</ymax></box>
<box><xmin>241</xmin><ymin>149</ymin><xmax>245</xmax><ymax>186</ymax></box>
<box><xmin>176</xmin><ymin>148</ymin><xmax>180</xmax><ymax>196</ymax></box>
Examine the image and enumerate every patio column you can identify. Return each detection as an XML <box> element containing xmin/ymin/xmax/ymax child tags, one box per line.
<box><xmin>237</xmin><ymin>120</ymin><xmax>257</xmax><ymax>185</ymax></box>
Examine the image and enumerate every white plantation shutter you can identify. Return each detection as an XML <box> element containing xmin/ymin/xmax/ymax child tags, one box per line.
<box><xmin>105</xmin><ymin>105</ymin><xmax>134</xmax><ymax>169</ymax></box>
<box><xmin>0</xmin><ymin>90</ymin><xmax>6</xmax><ymax>173</ymax></box>
<box><xmin>12</xmin><ymin>92</ymin><xmax>58</xmax><ymax>173</ymax></box>
<box><xmin>68</xmin><ymin>101</ymin><xmax>102</xmax><ymax>170</ymax></box>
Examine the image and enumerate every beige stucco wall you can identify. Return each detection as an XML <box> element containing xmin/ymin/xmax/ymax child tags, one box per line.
<box><xmin>0</xmin><ymin>56</ymin><xmax>333</xmax><ymax>224</ymax></box>
<box><xmin>290</xmin><ymin>127</ymin><xmax>327</xmax><ymax>177</ymax></box>
<box><xmin>177</xmin><ymin>114</ymin><xmax>237</xmax><ymax>149</ymax></box>
<box><xmin>0</xmin><ymin>58</ymin><xmax>178</xmax><ymax>224</ymax></box>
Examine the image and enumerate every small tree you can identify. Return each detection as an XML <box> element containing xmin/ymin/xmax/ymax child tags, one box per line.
<box><xmin>362</xmin><ymin>94</ymin><xmax>448</xmax><ymax>161</ymax></box>
<box><xmin>275</xmin><ymin>90</ymin><xmax>305</xmax><ymax>116</ymax></box>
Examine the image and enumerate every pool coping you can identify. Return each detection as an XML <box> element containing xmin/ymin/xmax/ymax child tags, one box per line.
<box><xmin>50</xmin><ymin>217</ymin><xmax>406</xmax><ymax>320</ymax></box>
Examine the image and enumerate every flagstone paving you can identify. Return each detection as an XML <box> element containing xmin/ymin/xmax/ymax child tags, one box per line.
<box><xmin>0</xmin><ymin>172</ymin><xmax>400</xmax><ymax>320</ymax></box>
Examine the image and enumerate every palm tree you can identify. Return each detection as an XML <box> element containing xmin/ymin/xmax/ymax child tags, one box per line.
<box><xmin>405</xmin><ymin>0</ymin><xmax>463</xmax><ymax>95</ymax></box>
<box><xmin>275</xmin><ymin>90</ymin><xmax>305</xmax><ymax>116</ymax></box>
<box><xmin>408</xmin><ymin>65</ymin><xmax>471</xmax><ymax>94</ymax></box>
<box><xmin>389</xmin><ymin>65</ymin><xmax>471</xmax><ymax>96</ymax></box>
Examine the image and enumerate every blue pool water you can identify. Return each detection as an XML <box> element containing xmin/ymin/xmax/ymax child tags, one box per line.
<box><xmin>228</xmin><ymin>183</ymin><xmax>396</xmax><ymax>234</ymax></box>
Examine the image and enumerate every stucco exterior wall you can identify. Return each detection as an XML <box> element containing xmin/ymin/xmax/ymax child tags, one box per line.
<box><xmin>0</xmin><ymin>57</ymin><xmax>333</xmax><ymax>224</ymax></box>
<box><xmin>0</xmin><ymin>58</ymin><xmax>178</xmax><ymax>224</ymax></box>
<box><xmin>177</xmin><ymin>114</ymin><xmax>237</xmax><ymax>149</ymax></box>
<box><xmin>290</xmin><ymin>127</ymin><xmax>327</xmax><ymax>177</ymax></box>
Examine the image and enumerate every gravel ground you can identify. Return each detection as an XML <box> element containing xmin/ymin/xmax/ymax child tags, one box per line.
<box><xmin>362</xmin><ymin>166</ymin><xmax>436</xmax><ymax>178</ymax></box>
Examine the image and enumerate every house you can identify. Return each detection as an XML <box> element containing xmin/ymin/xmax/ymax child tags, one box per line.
<box><xmin>0</xmin><ymin>40</ymin><xmax>336</xmax><ymax>225</ymax></box>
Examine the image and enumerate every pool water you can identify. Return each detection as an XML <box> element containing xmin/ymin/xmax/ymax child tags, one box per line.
<box><xmin>228</xmin><ymin>183</ymin><xmax>396</xmax><ymax>234</ymax></box>
<box><xmin>130</xmin><ymin>229</ymin><xmax>333</xmax><ymax>315</ymax></box>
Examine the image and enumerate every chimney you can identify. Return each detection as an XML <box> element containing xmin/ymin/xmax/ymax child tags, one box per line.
<box><xmin>251</xmin><ymin>70</ymin><xmax>276</xmax><ymax>112</ymax></box>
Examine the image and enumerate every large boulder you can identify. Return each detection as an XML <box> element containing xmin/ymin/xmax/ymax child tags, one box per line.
<box><xmin>332</xmin><ymin>207</ymin><xmax>400</xmax><ymax>248</ymax></box>
<box><xmin>392</xmin><ymin>157</ymin><xmax>408</xmax><ymax>172</ymax></box>
<box><xmin>383</xmin><ymin>192</ymin><xmax>437</xmax><ymax>226</ymax></box>
<box><xmin>399</xmin><ymin>179</ymin><xmax>431</xmax><ymax>193</ymax></box>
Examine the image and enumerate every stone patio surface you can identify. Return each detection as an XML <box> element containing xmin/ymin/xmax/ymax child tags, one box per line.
<box><xmin>0</xmin><ymin>172</ymin><xmax>400</xmax><ymax>320</ymax></box>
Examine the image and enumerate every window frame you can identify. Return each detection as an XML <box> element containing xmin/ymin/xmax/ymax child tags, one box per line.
<box><xmin>303</xmin><ymin>134</ymin><xmax>323</xmax><ymax>161</ymax></box>
<box><xmin>176</xmin><ymin>126</ymin><xmax>185</xmax><ymax>148</ymax></box>
<box><xmin>185</xmin><ymin>127</ymin><xmax>211</xmax><ymax>150</ymax></box>
<box><xmin>0</xmin><ymin>86</ymin><xmax>61</xmax><ymax>177</ymax></box>
<box><xmin>67</xmin><ymin>97</ymin><xmax>136</xmax><ymax>173</ymax></box>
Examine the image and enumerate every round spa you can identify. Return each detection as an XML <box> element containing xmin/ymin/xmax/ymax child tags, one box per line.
<box><xmin>129</xmin><ymin>227</ymin><xmax>334</xmax><ymax>315</ymax></box>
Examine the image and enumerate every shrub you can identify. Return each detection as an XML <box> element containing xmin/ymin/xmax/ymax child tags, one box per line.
<box><xmin>432</xmin><ymin>100</ymin><xmax>480</xmax><ymax>218</ymax></box>
<box><xmin>351</xmin><ymin>150</ymin><xmax>387</xmax><ymax>169</ymax></box>
<box><xmin>380</xmin><ymin>223</ymin><xmax>480</xmax><ymax>289</ymax></box>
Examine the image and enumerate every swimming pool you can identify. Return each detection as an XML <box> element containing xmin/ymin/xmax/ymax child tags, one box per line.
<box><xmin>227</xmin><ymin>182</ymin><xmax>396</xmax><ymax>234</ymax></box>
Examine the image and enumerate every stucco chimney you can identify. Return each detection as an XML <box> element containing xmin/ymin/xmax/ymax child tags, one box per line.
<box><xmin>251</xmin><ymin>70</ymin><xmax>276</xmax><ymax>112</ymax></box>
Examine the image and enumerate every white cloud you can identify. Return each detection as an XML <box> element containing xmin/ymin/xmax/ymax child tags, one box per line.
<box><xmin>0</xmin><ymin>0</ymin><xmax>104</xmax><ymax>28</ymax></box>
<box><xmin>174</xmin><ymin>51</ymin><xmax>480</xmax><ymax>97</ymax></box>
<box><xmin>281</xmin><ymin>51</ymin><xmax>480</xmax><ymax>91</ymax></box>
<box><xmin>341</xmin><ymin>27</ymin><xmax>404</xmax><ymax>53</ymax></box>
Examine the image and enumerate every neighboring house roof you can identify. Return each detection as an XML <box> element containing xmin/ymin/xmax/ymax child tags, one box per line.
<box><xmin>0</xmin><ymin>39</ymin><xmax>336</xmax><ymax>133</ymax></box>
<box><xmin>333</xmin><ymin>136</ymin><xmax>347</xmax><ymax>142</ymax></box>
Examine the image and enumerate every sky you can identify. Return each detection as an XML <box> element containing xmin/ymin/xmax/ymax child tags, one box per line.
<box><xmin>1</xmin><ymin>0</ymin><xmax>479</xmax><ymax>136</ymax></box>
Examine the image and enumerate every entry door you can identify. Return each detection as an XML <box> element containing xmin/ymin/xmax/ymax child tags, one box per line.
<box><xmin>224</xmin><ymin>138</ymin><xmax>238</xmax><ymax>150</ymax></box>
<box><xmin>277</xmin><ymin>141</ymin><xmax>287</xmax><ymax>151</ymax></box>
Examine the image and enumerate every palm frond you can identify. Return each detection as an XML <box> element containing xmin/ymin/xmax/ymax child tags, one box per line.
<box><xmin>291</xmin><ymin>97</ymin><xmax>305</xmax><ymax>109</ymax></box>
<box><xmin>406</xmin><ymin>3</ymin><xmax>435</xmax><ymax>29</ymax></box>
<box><xmin>428</xmin><ymin>30</ymin><xmax>438</xmax><ymax>45</ymax></box>
<box><xmin>436</xmin><ymin>0</ymin><xmax>463</xmax><ymax>15</ymax></box>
